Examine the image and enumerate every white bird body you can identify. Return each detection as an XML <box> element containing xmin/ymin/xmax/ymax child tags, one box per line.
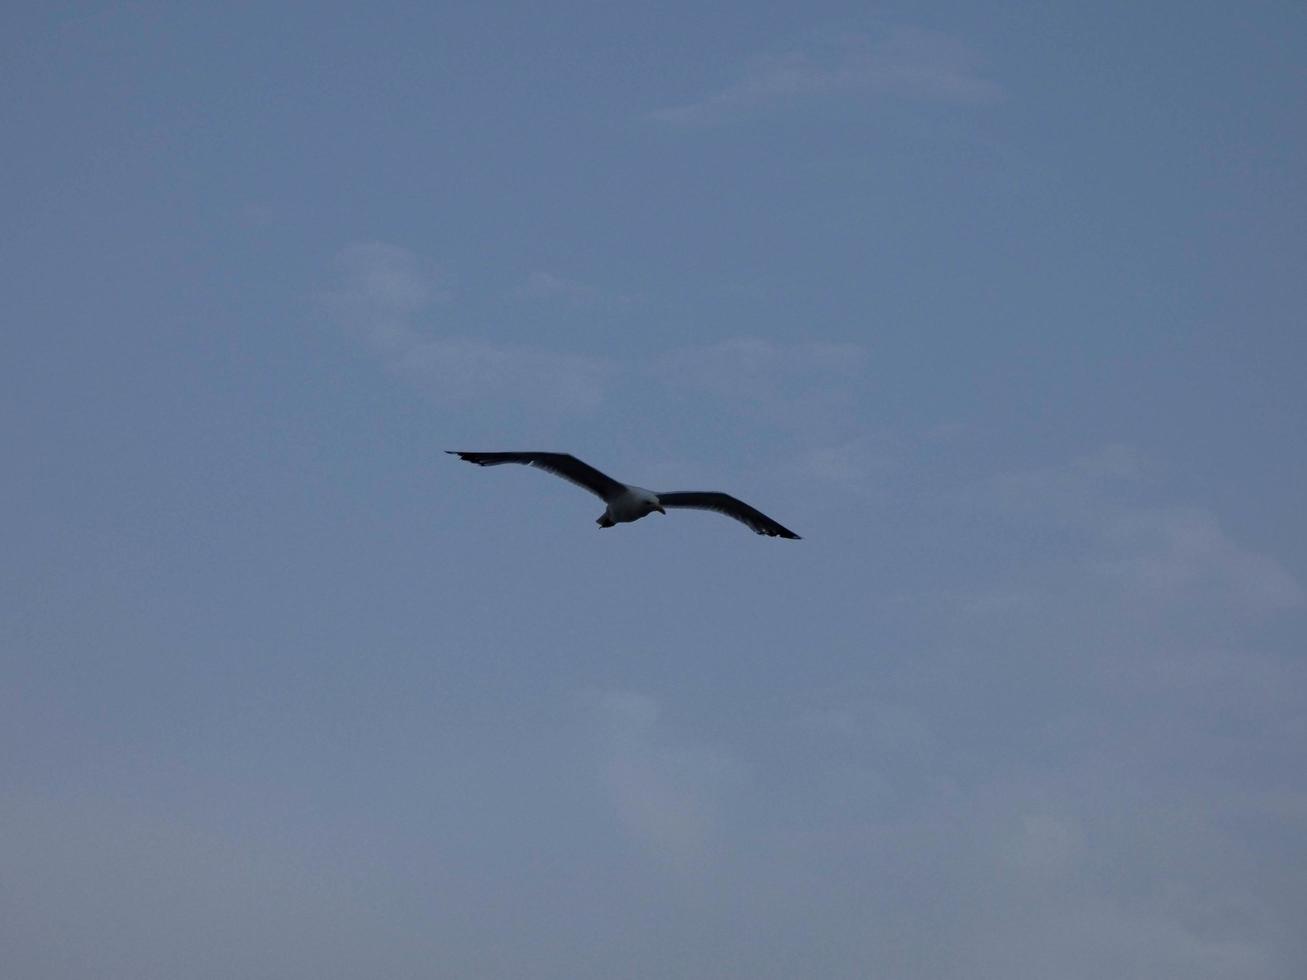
<box><xmin>601</xmin><ymin>486</ymin><xmax>665</xmax><ymax>527</ymax></box>
<box><xmin>447</xmin><ymin>451</ymin><xmax>800</xmax><ymax>539</ymax></box>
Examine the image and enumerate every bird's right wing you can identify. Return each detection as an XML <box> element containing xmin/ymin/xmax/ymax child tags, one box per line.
<box><xmin>657</xmin><ymin>491</ymin><xmax>801</xmax><ymax>539</ymax></box>
<box><xmin>446</xmin><ymin>451</ymin><xmax>627</xmax><ymax>501</ymax></box>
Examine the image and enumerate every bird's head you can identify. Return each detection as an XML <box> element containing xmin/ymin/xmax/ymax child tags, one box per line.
<box><xmin>649</xmin><ymin>496</ymin><xmax>666</xmax><ymax>515</ymax></box>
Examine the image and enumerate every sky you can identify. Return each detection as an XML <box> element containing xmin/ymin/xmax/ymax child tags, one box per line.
<box><xmin>3</xmin><ymin>2</ymin><xmax>1305</xmax><ymax>977</ymax></box>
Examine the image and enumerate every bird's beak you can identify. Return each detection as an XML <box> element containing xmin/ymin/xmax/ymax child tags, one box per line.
<box><xmin>656</xmin><ymin>505</ymin><xmax>666</xmax><ymax>515</ymax></box>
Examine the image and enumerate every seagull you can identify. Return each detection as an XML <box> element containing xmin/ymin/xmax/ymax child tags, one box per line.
<box><xmin>447</xmin><ymin>451</ymin><xmax>801</xmax><ymax>539</ymax></box>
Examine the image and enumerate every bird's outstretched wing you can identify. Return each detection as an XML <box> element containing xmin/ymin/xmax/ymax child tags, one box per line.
<box><xmin>446</xmin><ymin>451</ymin><xmax>627</xmax><ymax>501</ymax></box>
<box><xmin>656</xmin><ymin>491</ymin><xmax>801</xmax><ymax>539</ymax></box>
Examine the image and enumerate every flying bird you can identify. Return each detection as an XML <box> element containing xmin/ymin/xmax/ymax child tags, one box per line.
<box><xmin>447</xmin><ymin>451</ymin><xmax>801</xmax><ymax>539</ymax></box>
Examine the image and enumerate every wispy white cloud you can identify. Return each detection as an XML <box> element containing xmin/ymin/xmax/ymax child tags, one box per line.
<box><xmin>396</xmin><ymin>337</ymin><xmax>612</xmax><ymax>413</ymax></box>
<box><xmin>971</xmin><ymin>444</ymin><xmax>1150</xmax><ymax>523</ymax></box>
<box><xmin>965</xmin><ymin>446</ymin><xmax>1303</xmax><ymax>615</ymax></box>
<box><xmin>584</xmin><ymin>690</ymin><xmax>738</xmax><ymax>869</ymax></box>
<box><xmin>651</xmin><ymin>28</ymin><xmax>1002</xmax><ymax>126</ymax></box>
<box><xmin>1002</xmin><ymin>810</ymin><xmax>1088</xmax><ymax>878</ymax></box>
<box><xmin>322</xmin><ymin>242</ymin><xmax>616</xmax><ymax>413</ymax></box>
<box><xmin>789</xmin><ymin>435</ymin><xmax>897</xmax><ymax>490</ymax></box>
<box><xmin>1097</xmin><ymin>505</ymin><xmax>1304</xmax><ymax>612</ymax></box>
<box><xmin>1071</xmin><ymin>443</ymin><xmax>1149</xmax><ymax>481</ymax></box>
<box><xmin>324</xmin><ymin>247</ymin><xmax>875</xmax><ymax>436</ymax></box>
<box><xmin>657</xmin><ymin>336</ymin><xmax>865</xmax><ymax>394</ymax></box>
<box><xmin>514</xmin><ymin>271</ymin><xmax>633</xmax><ymax>309</ymax></box>
<box><xmin>323</xmin><ymin>241</ymin><xmax>448</xmax><ymax>354</ymax></box>
<box><xmin>654</xmin><ymin>337</ymin><xmax>868</xmax><ymax>435</ymax></box>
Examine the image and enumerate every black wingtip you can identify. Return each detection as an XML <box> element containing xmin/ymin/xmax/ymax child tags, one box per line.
<box><xmin>448</xmin><ymin>451</ymin><xmax>494</xmax><ymax>467</ymax></box>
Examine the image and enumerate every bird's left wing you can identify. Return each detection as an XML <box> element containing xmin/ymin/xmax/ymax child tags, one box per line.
<box><xmin>656</xmin><ymin>491</ymin><xmax>801</xmax><ymax>539</ymax></box>
<box><xmin>446</xmin><ymin>451</ymin><xmax>627</xmax><ymax>501</ymax></box>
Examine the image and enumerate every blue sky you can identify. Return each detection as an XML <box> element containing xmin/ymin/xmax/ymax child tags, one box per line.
<box><xmin>3</xmin><ymin>3</ymin><xmax>1305</xmax><ymax>977</ymax></box>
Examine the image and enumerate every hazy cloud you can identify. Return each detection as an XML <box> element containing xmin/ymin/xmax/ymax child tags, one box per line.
<box><xmin>654</xmin><ymin>337</ymin><xmax>868</xmax><ymax>435</ymax></box>
<box><xmin>322</xmin><ymin>241</ymin><xmax>447</xmax><ymax>353</ymax></box>
<box><xmin>515</xmin><ymin>271</ymin><xmax>632</xmax><ymax>309</ymax></box>
<box><xmin>652</xmin><ymin>28</ymin><xmax>1002</xmax><ymax>126</ymax></box>
<box><xmin>789</xmin><ymin>436</ymin><xmax>897</xmax><ymax>490</ymax></box>
<box><xmin>323</xmin><ymin>243</ymin><xmax>616</xmax><ymax>412</ymax></box>
<box><xmin>397</xmin><ymin>337</ymin><xmax>612</xmax><ymax>413</ymax></box>
<box><xmin>959</xmin><ymin>448</ymin><xmax>1303</xmax><ymax>615</ymax></box>
<box><xmin>1097</xmin><ymin>505</ymin><xmax>1304</xmax><ymax>612</ymax></box>
<box><xmin>765</xmin><ymin>676</ymin><xmax>1297</xmax><ymax>979</ymax></box>
<box><xmin>657</xmin><ymin>336</ymin><xmax>865</xmax><ymax>395</ymax></box>
<box><xmin>1008</xmin><ymin>449</ymin><xmax>1298</xmax><ymax>612</ymax></box>
<box><xmin>585</xmin><ymin>690</ymin><xmax>738</xmax><ymax>868</ymax></box>
<box><xmin>13</xmin><ymin>6</ymin><xmax>1307</xmax><ymax>977</ymax></box>
<box><xmin>324</xmin><ymin>248</ymin><xmax>869</xmax><ymax>425</ymax></box>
